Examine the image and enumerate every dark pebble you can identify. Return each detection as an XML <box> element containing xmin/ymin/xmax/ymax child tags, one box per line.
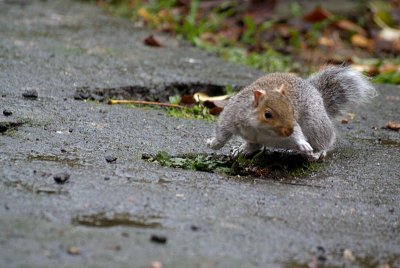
<box><xmin>121</xmin><ymin>232</ymin><xmax>129</xmax><ymax>237</ymax></box>
<box><xmin>150</xmin><ymin>234</ymin><xmax>167</xmax><ymax>244</ymax></box>
<box><xmin>3</xmin><ymin>109</ymin><xmax>12</xmax><ymax>116</ymax></box>
<box><xmin>141</xmin><ymin>153</ymin><xmax>152</xmax><ymax>160</ymax></box>
<box><xmin>53</xmin><ymin>172</ymin><xmax>70</xmax><ymax>184</ymax></box>
<box><xmin>61</xmin><ymin>148</ymin><xmax>67</xmax><ymax>153</ymax></box>
<box><xmin>104</xmin><ymin>177</ymin><xmax>110</xmax><ymax>181</ymax></box>
<box><xmin>346</xmin><ymin>125</ymin><xmax>354</xmax><ymax>130</ymax></box>
<box><xmin>68</xmin><ymin>128</ymin><xmax>74</xmax><ymax>133</ymax></box>
<box><xmin>190</xmin><ymin>225</ymin><xmax>199</xmax><ymax>231</ymax></box>
<box><xmin>22</xmin><ymin>89</ymin><xmax>38</xmax><ymax>99</ymax></box>
<box><xmin>105</xmin><ymin>155</ymin><xmax>117</xmax><ymax>163</ymax></box>
<box><xmin>389</xmin><ymin>208</ymin><xmax>394</xmax><ymax>213</ymax></box>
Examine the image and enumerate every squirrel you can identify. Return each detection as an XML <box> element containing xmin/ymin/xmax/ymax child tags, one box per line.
<box><xmin>206</xmin><ymin>66</ymin><xmax>376</xmax><ymax>161</ymax></box>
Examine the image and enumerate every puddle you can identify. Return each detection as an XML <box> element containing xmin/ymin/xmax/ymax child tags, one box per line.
<box><xmin>74</xmin><ymin>82</ymin><xmax>236</xmax><ymax>103</ymax></box>
<box><xmin>143</xmin><ymin>150</ymin><xmax>323</xmax><ymax>179</ymax></box>
<box><xmin>72</xmin><ymin>212</ymin><xmax>162</xmax><ymax>228</ymax></box>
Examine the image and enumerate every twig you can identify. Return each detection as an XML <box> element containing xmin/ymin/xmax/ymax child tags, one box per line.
<box><xmin>107</xmin><ymin>99</ymin><xmax>186</xmax><ymax>109</ymax></box>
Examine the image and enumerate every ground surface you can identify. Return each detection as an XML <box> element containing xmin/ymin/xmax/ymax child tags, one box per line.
<box><xmin>0</xmin><ymin>1</ymin><xmax>399</xmax><ymax>268</ymax></box>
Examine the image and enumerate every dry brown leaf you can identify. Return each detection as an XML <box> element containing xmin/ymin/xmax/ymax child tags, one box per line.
<box><xmin>303</xmin><ymin>6</ymin><xmax>331</xmax><ymax>22</ymax></box>
<box><xmin>341</xmin><ymin>118</ymin><xmax>349</xmax><ymax>124</ymax></box>
<box><xmin>318</xmin><ymin>36</ymin><xmax>335</xmax><ymax>47</ymax></box>
<box><xmin>350</xmin><ymin>64</ymin><xmax>378</xmax><ymax>75</ymax></box>
<box><xmin>379</xmin><ymin>63</ymin><xmax>399</xmax><ymax>74</ymax></box>
<box><xmin>386</xmin><ymin>121</ymin><xmax>400</xmax><ymax>131</ymax></box>
<box><xmin>180</xmin><ymin>95</ymin><xmax>196</xmax><ymax>105</ymax></box>
<box><xmin>144</xmin><ymin>35</ymin><xmax>164</xmax><ymax>47</ymax></box>
<box><xmin>209</xmin><ymin>106</ymin><xmax>224</xmax><ymax>115</ymax></box>
<box><xmin>67</xmin><ymin>246</ymin><xmax>80</xmax><ymax>255</ymax></box>
<box><xmin>199</xmin><ymin>32</ymin><xmax>218</xmax><ymax>45</ymax></box>
<box><xmin>351</xmin><ymin>34</ymin><xmax>373</xmax><ymax>49</ymax></box>
<box><xmin>203</xmin><ymin>99</ymin><xmax>229</xmax><ymax>115</ymax></box>
<box><xmin>137</xmin><ymin>7</ymin><xmax>152</xmax><ymax>22</ymax></box>
<box><xmin>335</xmin><ymin>19</ymin><xmax>367</xmax><ymax>36</ymax></box>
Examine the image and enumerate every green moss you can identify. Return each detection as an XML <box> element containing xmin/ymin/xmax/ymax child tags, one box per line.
<box><xmin>144</xmin><ymin>149</ymin><xmax>323</xmax><ymax>178</ymax></box>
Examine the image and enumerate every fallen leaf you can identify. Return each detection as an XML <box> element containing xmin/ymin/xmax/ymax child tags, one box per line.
<box><xmin>144</xmin><ymin>35</ymin><xmax>163</xmax><ymax>47</ymax></box>
<box><xmin>351</xmin><ymin>34</ymin><xmax>373</xmax><ymax>49</ymax></box>
<box><xmin>386</xmin><ymin>121</ymin><xmax>400</xmax><ymax>131</ymax></box>
<box><xmin>318</xmin><ymin>36</ymin><xmax>335</xmax><ymax>47</ymax></box>
<box><xmin>350</xmin><ymin>64</ymin><xmax>378</xmax><ymax>75</ymax></box>
<box><xmin>209</xmin><ymin>106</ymin><xmax>224</xmax><ymax>115</ymax></box>
<box><xmin>149</xmin><ymin>261</ymin><xmax>163</xmax><ymax>268</ymax></box>
<box><xmin>379</xmin><ymin>63</ymin><xmax>399</xmax><ymax>74</ymax></box>
<box><xmin>379</xmin><ymin>27</ymin><xmax>400</xmax><ymax>42</ymax></box>
<box><xmin>199</xmin><ymin>32</ymin><xmax>218</xmax><ymax>45</ymax></box>
<box><xmin>193</xmin><ymin>92</ymin><xmax>231</xmax><ymax>103</ymax></box>
<box><xmin>137</xmin><ymin>7</ymin><xmax>152</xmax><ymax>22</ymax></box>
<box><xmin>180</xmin><ymin>95</ymin><xmax>196</xmax><ymax>105</ymax></box>
<box><xmin>67</xmin><ymin>246</ymin><xmax>80</xmax><ymax>255</ymax></box>
<box><xmin>335</xmin><ymin>19</ymin><xmax>367</xmax><ymax>36</ymax></box>
<box><xmin>341</xmin><ymin>118</ymin><xmax>349</xmax><ymax>124</ymax></box>
<box><xmin>303</xmin><ymin>6</ymin><xmax>331</xmax><ymax>22</ymax></box>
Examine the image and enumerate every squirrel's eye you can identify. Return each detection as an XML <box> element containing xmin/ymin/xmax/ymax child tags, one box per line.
<box><xmin>264</xmin><ymin>111</ymin><xmax>273</xmax><ymax>119</ymax></box>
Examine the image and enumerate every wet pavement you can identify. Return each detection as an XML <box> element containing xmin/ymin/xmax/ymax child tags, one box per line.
<box><xmin>0</xmin><ymin>1</ymin><xmax>399</xmax><ymax>267</ymax></box>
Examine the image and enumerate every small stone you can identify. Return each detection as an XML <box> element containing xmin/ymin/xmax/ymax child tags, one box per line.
<box><xmin>53</xmin><ymin>172</ymin><xmax>70</xmax><ymax>184</ymax></box>
<box><xmin>67</xmin><ymin>246</ymin><xmax>80</xmax><ymax>255</ymax></box>
<box><xmin>121</xmin><ymin>232</ymin><xmax>129</xmax><ymax>237</ymax></box>
<box><xmin>3</xmin><ymin>109</ymin><xmax>12</xmax><ymax>116</ymax></box>
<box><xmin>104</xmin><ymin>177</ymin><xmax>110</xmax><ymax>181</ymax></box>
<box><xmin>343</xmin><ymin>249</ymin><xmax>355</xmax><ymax>261</ymax></box>
<box><xmin>190</xmin><ymin>225</ymin><xmax>199</xmax><ymax>231</ymax></box>
<box><xmin>105</xmin><ymin>155</ymin><xmax>117</xmax><ymax>163</ymax></box>
<box><xmin>150</xmin><ymin>234</ymin><xmax>167</xmax><ymax>244</ymax></box>
<box><xmin>22</xmin><ymin>89</ymin><xmax>38</xmax><ymax>99</ymax></box>
<box><xmin>60</xmin><ymin>148</ymin><xmax>67</xmax><ymax>153</ymax></box>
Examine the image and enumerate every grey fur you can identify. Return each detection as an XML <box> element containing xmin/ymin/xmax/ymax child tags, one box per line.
<box><xmin>207</xmin><ymin>67</ymin><xmax>376</xmax><ymax>161</ymax></box>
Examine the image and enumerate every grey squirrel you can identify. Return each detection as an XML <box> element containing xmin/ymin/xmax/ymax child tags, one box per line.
<box><xmin>206</xmin><ymin>67</ymin><xmax>376</xmax><ymax>161</ymax></box>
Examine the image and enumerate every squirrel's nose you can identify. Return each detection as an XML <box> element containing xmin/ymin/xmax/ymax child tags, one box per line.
<box><xmin>280</xmin><ymin>127</ymin><xmax>293</xmax><ymax>137</ymax></box>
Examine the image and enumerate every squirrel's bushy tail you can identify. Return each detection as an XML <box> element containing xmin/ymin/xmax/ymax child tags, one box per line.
<box><xmin>307</xmin><ymin>66</ymin><xmax>376</xmax><ymax>118</ymax></box>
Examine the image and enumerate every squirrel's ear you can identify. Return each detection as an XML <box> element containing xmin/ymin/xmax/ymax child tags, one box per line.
<box><xmin>276</xmin><ymin>84</ymin><xmax>286</xmax><ymax>95</ymax></box>
<box><xmin>253</xmin><ymin>89</ymin><xmax>266</xmax><ymax>108</ymax></box>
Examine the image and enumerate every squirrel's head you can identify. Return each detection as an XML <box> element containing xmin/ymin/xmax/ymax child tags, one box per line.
<box><xmin>252</xmin><ymin>84</ymin><xmax>294</xmax><ymax>137</ymax></box>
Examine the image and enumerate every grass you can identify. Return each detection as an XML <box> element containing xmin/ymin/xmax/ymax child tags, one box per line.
<box><xmin>83</xmin><ymin>0</ymin><xmax>296</xmax><ymax>74</ymax></box>
<box><xmin>82</xmin><ymin>0</ymin><xmax>400</xmax><ymax>83</ymax></box>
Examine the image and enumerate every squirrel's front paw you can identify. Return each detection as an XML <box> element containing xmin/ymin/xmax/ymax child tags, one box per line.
<box><xmin>297</xmin><ymin>140</ymin><xmax>313</xmax><ymax>153</ymax></box>
<box><xmin>230</xmin><ymin>143</ymin><xmax>262</xmax><ymax>158</ymax></box>
<box><xmin>206</xmin><ymin>137</ymin><xmax>223</xmax><ymax>150</ymax></box>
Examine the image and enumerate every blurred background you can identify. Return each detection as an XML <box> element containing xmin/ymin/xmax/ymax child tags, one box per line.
<box><xmin>83</xmin><ymin>0</ymin><xmax>400</xmax><ymax>84</ymax></box>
